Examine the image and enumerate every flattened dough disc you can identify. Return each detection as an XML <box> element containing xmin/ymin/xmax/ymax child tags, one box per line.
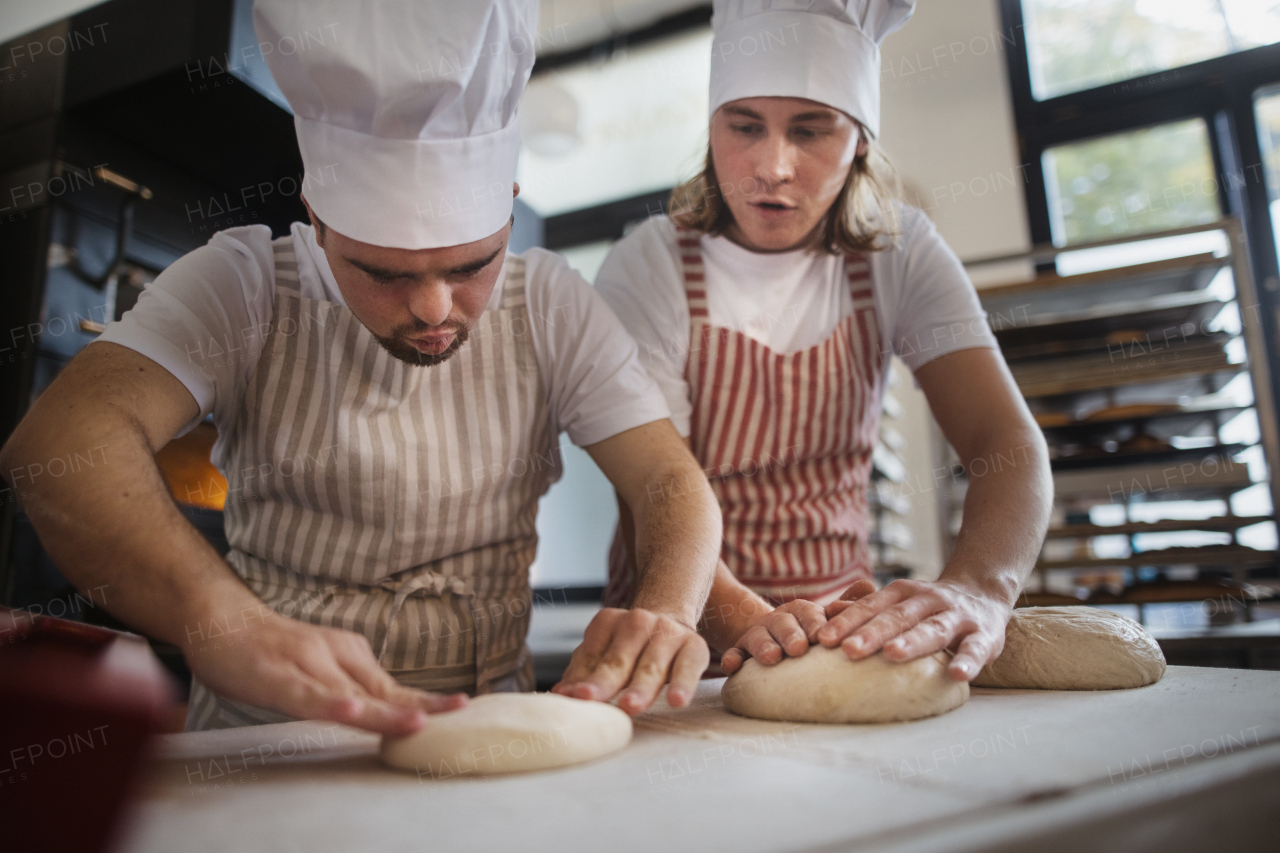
<box><xmin>974</xmin><ymin>606</ymin><xmax>1165</xmax><ymax>690</ymax></box>
<box><xmin>380</xmin><ymin>693</ymin><xmax>632</xmax><ymax>777</ymax></box>
<box><xmin>721</xmin><ymin>646</ymin><xmax>969</xmax><ymax>724</ymax></box>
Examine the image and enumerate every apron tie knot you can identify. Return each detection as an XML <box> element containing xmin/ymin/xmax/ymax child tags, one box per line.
<box><xmin>375</xmin><ymin>567</ymin><xmax>492</xmax><ymax>693</ymax></box>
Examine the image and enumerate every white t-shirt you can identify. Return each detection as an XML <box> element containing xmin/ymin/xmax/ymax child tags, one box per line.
<box><xmin>100</xmin><ymin>222</ymin><xmax>670</xmax><ymax>471</ymax></box>
<box><xmin>595</xmin><ymin>208</ymin><xmax>996</xmax><ymax>437</ymax></box>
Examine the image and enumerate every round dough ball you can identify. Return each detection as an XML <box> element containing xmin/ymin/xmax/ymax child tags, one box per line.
<box><xmin>721</xmin><ymin>645</ymin><xmax>969</xmax><ymax>724</ymax></box>
<box><xmin>974</xmin><ymin>606</ymin><xmax>1165</xmax><ymax>690</ymax></box>
<box><xmin>380</xmin><ymin>693</ymin><xmax>631</xmax><ymax>777</ymax></box>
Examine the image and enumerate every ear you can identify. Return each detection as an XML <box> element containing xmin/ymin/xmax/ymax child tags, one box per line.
<box><xmin>512</xmin><ymin>181</ymin><xmax>521</xmax><ymax>200</ymax></box>
<box><xmin>855</xmin><ymin>129</ymin><xmax>870</xmax><ymax>159</ymax></box>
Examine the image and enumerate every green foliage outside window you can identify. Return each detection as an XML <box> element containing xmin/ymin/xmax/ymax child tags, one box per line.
<box><xmin>1023</xmin><ymin>0</ymin><xmax>1280</xmax><ymax>101</ymax></box>
<box><xmin>1043</xmin><ymin>119</ymin><xmax>1220</xmax><ymax>244</ymax></box>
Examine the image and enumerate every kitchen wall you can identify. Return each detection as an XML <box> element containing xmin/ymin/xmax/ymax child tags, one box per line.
<box><xmin>880</xmin><ymin>0</ymin><xmax>1032</xmax><ymax>262</ymax></box>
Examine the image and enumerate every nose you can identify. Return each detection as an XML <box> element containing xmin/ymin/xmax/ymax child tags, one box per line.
<box><xmin>408</xmin><ymin>280</ymin><xmax>453</xmax><ymax>328</ymax></box>
<box><xmin>754</xmin><ymin>130</ymin><xmax>797</xmax><ymax>190</ymax></box>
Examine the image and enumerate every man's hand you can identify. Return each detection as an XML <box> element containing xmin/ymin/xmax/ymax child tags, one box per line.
<box><xmin>719</xmin><ymin>599</ymin><xmax>827</xmax><ymax>674</ymax></box>
<box><xmin>817</xmin><ymin>578</ymin><xmax>1010</xmax><ymax>682</ymax></box>
<box><xmin>551</xmin><ymin>608</ymin><xmax>709</xmax><ymax>715</ymax></box>
<box><xmin>185</xmin><ymin>610</ymin><xmax>467</xmax><ymax>734</ymax></box>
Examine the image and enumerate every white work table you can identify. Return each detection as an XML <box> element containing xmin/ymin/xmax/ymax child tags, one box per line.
<box><xmin>117</xmin><ymin>666</ymin><xmax>1280</xmax><ymax>853</ymax></box>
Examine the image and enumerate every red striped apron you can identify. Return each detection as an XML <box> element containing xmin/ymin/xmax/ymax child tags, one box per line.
<box><xmin>605</xmin><ymin>227</ymin><xmax>885</xmax><ymax>609</ymax></box>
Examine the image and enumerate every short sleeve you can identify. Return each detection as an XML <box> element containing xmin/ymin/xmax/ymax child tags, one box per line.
<box><xmin>97</xmin><ymin>225</ymin><xmax>277</xmax><ymax>435</ymax></box>
<box><xmin>521</xmin><ymin>248</ymin><xmax>672</xmax><ymax>447</ymax></box>
<box><xmin>885</xmin><ymin>207</ymin><xmax>998</xmax><ymax>372</ymax></box>
<box><xmin>593</xmin><ymin>218</ymin><xmax>694</xmax><ymax>437</ymax></box>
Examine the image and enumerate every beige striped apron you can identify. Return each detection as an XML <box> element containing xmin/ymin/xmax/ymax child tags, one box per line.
<box><xmin>186</xmin><ymin>237</ymin><xmax>553</xmax><ymax>730</ymax></box>
<box><xmin>606</xmin><ymin>228</ymin><xmax>884</xmax><ymax>608</ymax></box>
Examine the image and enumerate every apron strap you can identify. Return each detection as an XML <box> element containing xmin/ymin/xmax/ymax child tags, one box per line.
<box><xmin>675</xmin><ymin>226</ymin><xmax>709</xmax><ymax>325</ymax></box>
<box><xmin>844</xmin><ymin>251</ymin><xmax>873</xmax><ymax>302</ymax></box>
<box><xmin>844</xmin><ymin>251</ymin><xmax>884</xmax><ymax>378</ymax></box>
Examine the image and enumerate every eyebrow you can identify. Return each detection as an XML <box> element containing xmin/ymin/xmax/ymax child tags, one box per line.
<box><xmin>789</xmin><ymin>110</ymin><xmax>838</xmax><ymax>123</ymax></box>
<box><xmin>724</xmin><ymin>105</ymin><xmax>764</xmax><ymax>120</ymax></box>
<box><xmin>448</xmin><ymin>245</ymin><xmax>505</xmax><ymax>275</ymax></box>
<box><xmin>344</xmin><ymin>245</ymin><xmax>504</xmax><ymax>281</ymax></box>
<box><xmin>723</xmin><ymin>105</ymin><xmax>839</xmax><ymax>124</ymax></box>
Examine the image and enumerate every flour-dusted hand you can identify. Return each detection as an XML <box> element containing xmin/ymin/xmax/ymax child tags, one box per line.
<box><xmin>818</xmin><ymin>578</ymin><xmax>1011</xmax><ymax>682</ymax></box>
<box><xmin>719</xmin><ymin>599</ymin><xmax>828</xmax><ymax>675</ymax></box>
<box><xmin>186</xmin><ymin>610</ymin><xmax>467</xmax><ymax>734</ymax></box>
<box><xmin>552</xmin><ymin>607</ymin><xmax>710</xmax><ymax>714</ymax></box>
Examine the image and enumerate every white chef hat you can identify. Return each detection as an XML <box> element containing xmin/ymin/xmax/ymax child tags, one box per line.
<box><xmin>708</xmin><ymin>0</ymin><xmax>915</xmax><ymax>139</ymax></box>
<box><xmin>253</xmin><ymin>0</ymin><xmax>537</xmax><ymax>249</ymax></box>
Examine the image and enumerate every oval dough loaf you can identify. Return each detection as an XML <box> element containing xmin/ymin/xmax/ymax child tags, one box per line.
<box><xmin>974</xmin><ymin>606</ymin><xmax>1165</xmax><ymax>690</ymax></box>
<box><xmin>721</xmin><ymin>645</ymin><xmax>969</xmax><ymax>724</ymax></box>
<box><xmin>380</xmin><ymin>693</ymin><xmax>632</xmax><ymax>777</ymax></box>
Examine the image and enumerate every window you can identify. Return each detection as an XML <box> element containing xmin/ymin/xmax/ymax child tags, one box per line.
<box><xmin>1042</xmin><ymin>118</ymin><xmax>1220</xmax><ymax>244</ymax></box>
<box><xmin>516</xmin><ymin>27</ymin><xmax>713</xmax><ymax>216</ymax></box>
<box><xmin>1022</xmin><ymin>0</ymin><xmax>1280</xmax><ymax>100</ymax></box>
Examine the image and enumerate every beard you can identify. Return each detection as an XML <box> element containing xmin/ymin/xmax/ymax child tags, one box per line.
<box><xmin>372</xmin><ymin>319</ymin><xmax>470</xmax><ymax>367</ymax></box>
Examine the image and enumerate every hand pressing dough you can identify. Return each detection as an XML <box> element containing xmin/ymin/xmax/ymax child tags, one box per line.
<box><xmin>721</xmin><ymin>645</ymin><xmax>969</xmax><ymax>724</ymax></box>
<box><xmin>974</xmin><ymin>606</ymin><xmax>1165</xmax><ymax>690</ymax></box>
<box><xmin>380</xmin><ymin>693</ymin><xmax>631</xmax><ymax>778</ymax></box>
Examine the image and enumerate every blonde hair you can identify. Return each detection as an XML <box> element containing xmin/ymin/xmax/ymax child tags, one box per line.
<box><xmin>669</xmin><ymin>129</ymin><xmax>902</xmax><ymax>255</ymax></box>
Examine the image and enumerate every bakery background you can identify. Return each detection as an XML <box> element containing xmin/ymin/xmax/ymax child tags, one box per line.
<box><xmin>3</xmin><ymin>0</ymin><xmax>1280</xmax><ymax>688</ymax></box>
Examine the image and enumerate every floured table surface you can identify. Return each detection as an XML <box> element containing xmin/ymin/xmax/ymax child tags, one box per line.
<box><xmin>117</xmin><ymin>667</ymin><xmax>1280</xmax><ymax>853</ymax></box>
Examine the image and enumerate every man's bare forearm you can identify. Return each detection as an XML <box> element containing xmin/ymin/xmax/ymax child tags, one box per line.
<box><xmin>699</xmin><ymin>561</ymin><xmax>770</xmax><ymax>653</ymax></box>
<box><xmin>628</xmin><ymin>462</ymin><xmax>720</xmax><ymax>629</ymax></box>
<box><xmin>941</xmin><ymin>428</ymin><xmax>1052</xmax><ymax>605</ymax></box>
<box><xmin>619</xmin><ymin>497</ymin><xmax>751</xmax><ymax>651</ymax></box>
<box><xmin>2</xmin><ymin>417</ymin><xmax>262</xmax><ymax>649</ymax></box>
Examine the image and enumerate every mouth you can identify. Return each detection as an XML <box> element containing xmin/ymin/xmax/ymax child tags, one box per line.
<box><xmin>407</xmin><ymin>332</ymin><xmax>457</xmax><ymax>355</ymax></box>
<box><xmin>376</xmin><ymin>320</ymin><xmax>470</xmax><ymax>367</ymax></box>
<box><xmin>749</xmin><ymin>199</ymin><xmax>797</xmax><ymax>214</ymax></box>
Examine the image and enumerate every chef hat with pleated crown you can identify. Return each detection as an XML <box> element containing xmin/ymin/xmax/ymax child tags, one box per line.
<box><xmin>709</xmin><ymin>0</ymin><xmax>915</xmax><ymax>140</ymax></box>
<box><xmin>253</xmin><ymin>0</ymin><xmax>537</xmax><ymax>249</ymax></box>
